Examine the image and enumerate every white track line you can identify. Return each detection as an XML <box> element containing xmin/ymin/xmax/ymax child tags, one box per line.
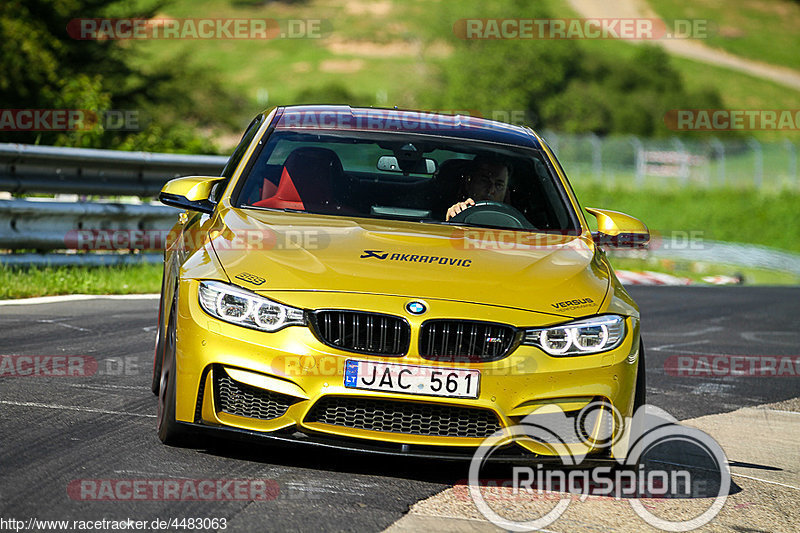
<box><xmin>36</xmin><ymin>319</ymin><xmax>90</xmax><ymax>332</ymax></box>
<box><xmin>759</xmin><ymin>409</ymin><xmax>800</xmax><ymax>415</ymax></box>
<box><xmin>67</xmin><ymin>384</ymin><xmax>148</xmax><ymax>391</ymax></box>
<box><xmin>649</xmin><ymin>340</ymin><xmax>710</xmax><ymax>352</ymax></box>
<box><xmin>0</xmin><ymin>294</ymin><xmax>159</xmax><ymax>306</ymax></box>
<box><xmin>0</xmin><ymin>400</ymin><xmax>155</xmax><ymax>418</ymax></box>
<box><xmin>731</xmin><ymin>473</ymin><xmax>800</xmax><ymax>491</ymax></box>
<box><xmin>647</xmin><ymin>327</ymin><xmax>724</xmax><ymax>337</ymax></box>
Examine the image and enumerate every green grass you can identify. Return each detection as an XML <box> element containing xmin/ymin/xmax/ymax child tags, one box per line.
<box><xmin>574</xmin><ymin>184</ymin><xmax>800</xmax><ymax>253</ymax></box>
<box><xmin>649</xmin><ymin>0</ymin><xmax>800</xmax><ymax>71</ymax></box>
<box><xmin>0</xmin><ymin>263</ymin><xmax>162</xmax><ymax>299</ymax></box>
<box><xmin>126</xmin><ymin>0</ymin><xmax>455</xmax><ymax>113</ymax></box>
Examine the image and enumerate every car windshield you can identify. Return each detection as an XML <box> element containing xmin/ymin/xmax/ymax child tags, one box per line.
<box><xmin>235</xmin><ymin>130</ymin><xmax>578</xmax><ymax>232</ymax></box>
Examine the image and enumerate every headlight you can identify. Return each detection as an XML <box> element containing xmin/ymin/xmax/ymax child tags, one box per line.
<box><xmin>522</xmin><ymin>315</ymin><xmax>625</xmax><ymax>356</ymax></box>
<box><xmin>198</xmin><ymin>280</ymin><xmax>305</xmax><ymax>332</ymax></box>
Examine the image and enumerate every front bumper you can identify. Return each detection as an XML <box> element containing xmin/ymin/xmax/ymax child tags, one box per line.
<box><xmin>173</xmin><ymin>279</ymin><xmax>641</xmax><ymax>459</ymax></box>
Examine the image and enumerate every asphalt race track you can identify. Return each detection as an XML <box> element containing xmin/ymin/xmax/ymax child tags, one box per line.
<box><xmin>1</xmin><ymin>286</ymin><xmax>798</xmax><ymax>532</ymax></box>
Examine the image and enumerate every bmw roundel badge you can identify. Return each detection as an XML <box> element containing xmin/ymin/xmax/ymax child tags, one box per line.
<box><xmin>405</xmin><ymin>301</ymin><xmax>427</xmax><ymax>315</ymax></box>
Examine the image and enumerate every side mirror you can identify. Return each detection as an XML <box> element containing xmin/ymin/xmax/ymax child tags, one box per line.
<box><xmin>585</xmin><ymin>207</ymin><xmax>649</xmax><ymax>248</ymax></box>
<box><xmin>159</xmin><ymin>176</ymin><xmax>226</xmax><ymax>214</ymax></box>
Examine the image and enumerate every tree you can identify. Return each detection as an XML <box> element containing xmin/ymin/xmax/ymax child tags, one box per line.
<box><xmin>437</xmin><ymin>1</ymin><xmax>724</xmax><ymax>137</ymax></box>
<box><xmin>0</xmin><ymin>0</ymin><xmax>245</xmax><ymax>152</ymax></box>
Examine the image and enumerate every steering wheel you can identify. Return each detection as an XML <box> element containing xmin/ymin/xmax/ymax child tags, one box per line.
<box><xmin>448</xmin><ymin>201</ymin><xmax>535</xmax><ymax>230</ymax></box>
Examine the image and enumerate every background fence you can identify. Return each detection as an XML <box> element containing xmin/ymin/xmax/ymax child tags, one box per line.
<box><xmin>542</xmin><ymin>132</ymin><xmax>799</xmax><ymax>190</ymax></box>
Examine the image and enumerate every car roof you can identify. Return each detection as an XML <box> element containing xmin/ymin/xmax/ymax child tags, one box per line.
<box><xmin>273</xmin><ymin>105</ymin><xmax>543</xmax><ymax>149</ymax></box>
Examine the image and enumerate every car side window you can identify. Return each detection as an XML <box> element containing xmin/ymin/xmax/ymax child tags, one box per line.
<box><xmin>210</xmin><ymin>115</ymin><xmax>265</xmax><ymax>204</ymax></box>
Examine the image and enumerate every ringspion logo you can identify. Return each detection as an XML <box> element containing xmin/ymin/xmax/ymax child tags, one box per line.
<box><xmin>469</xmin><ymin>404</ymin><xmax>730</xmax><ymax>531</ymax></box>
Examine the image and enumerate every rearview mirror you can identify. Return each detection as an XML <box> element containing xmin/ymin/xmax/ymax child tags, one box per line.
<box><xmin>377</xmin><ymin>155</ymin><xmax>437</xmax><ymax>174</ymax></box>
<box><xmin>586</xmin><ymin>207</ymin><xmax>649</xmax><ymax>248</ymax></box>
<box><xmin>159</xmin><ymin>175</ymin><xmax>227</xmax><ymax>214</ymax></box>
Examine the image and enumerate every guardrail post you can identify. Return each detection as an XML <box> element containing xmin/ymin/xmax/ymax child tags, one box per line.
<box><xmin>629</xmin><ymin>136</ymin><xmax>644</xmax><ymax>188</ymax></box>
<box><xmin>784</xmin><ymin>140</ymin><xmax>797</xmax><ymax>189</ymax></box>
<box><xmin>746</xmin><ymin>137</ymin><xmax>763</xmax><ymax>189</ymax></box>
<box><xmin>589</xmin><ymin>133</ymin><xmax>602</xmax><ymax>183</ymax></box>
<box><xmin>671</xmin><ymin>138</ymin><xmax>689</xmax><ymax>186</ymax></box>
<box><xmin>710</xmin><ymin>137</ymin><xmax>725</xmax><ymax>187</ymax></box>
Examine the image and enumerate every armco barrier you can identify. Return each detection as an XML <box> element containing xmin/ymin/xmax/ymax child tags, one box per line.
<box><xmin>0</xmin><ymin>142</ymin><xmax>227</xmax><ymax>196</ymax></box>
<box><xmin>0</xmin><ymin>143</ymin><xmax>227</xmax><ymax>264</ymax></box>
<box><xmin>0</xmin><ymin>198</ymin><xmax>177</xmax><ymax>251</ymax></box>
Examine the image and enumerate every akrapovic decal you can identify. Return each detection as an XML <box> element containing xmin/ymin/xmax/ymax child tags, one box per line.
<box><xmin>360</xmin><ymin>249</ymin><xmax>472</xmax><ymax>268</ymax></box>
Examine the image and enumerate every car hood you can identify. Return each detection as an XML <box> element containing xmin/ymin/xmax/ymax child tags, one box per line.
<box><xmin>208</xmin><ymin>208</ymin><xmax>610</xmax><ymax>317</ymax></box>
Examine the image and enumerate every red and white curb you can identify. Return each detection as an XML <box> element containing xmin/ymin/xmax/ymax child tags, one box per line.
<box><xmin>615</xmin><ymin>270</ymin><xmax>693</xmax><ymax>286</ymax></box>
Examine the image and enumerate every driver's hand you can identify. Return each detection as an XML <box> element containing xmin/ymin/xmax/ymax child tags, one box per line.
<box><xmin>446</xmin><ymin>198</ymin><xmax>475</xmax><ymax>221</ymax></box>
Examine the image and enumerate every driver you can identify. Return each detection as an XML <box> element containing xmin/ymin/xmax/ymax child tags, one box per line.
<box><xmin>446</xmin><ymin>156</ymin><xmax>510</xmax><ymax>221</ymax></box>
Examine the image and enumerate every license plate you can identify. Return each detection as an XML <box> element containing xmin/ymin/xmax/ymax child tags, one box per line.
<box><xmin>344</xmin><ymin>360</ymin><xmax>480</xmax><ymax>399</ymax></box>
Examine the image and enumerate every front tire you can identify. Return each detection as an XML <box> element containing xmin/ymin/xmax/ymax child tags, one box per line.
<box><xmin>151</xmin><ymin>275</ymin><xmax>167</xmax><ymax>395</ymax></box>
<box><xmin>156</xmin><ymin>296</ymin><xmax>188</xmax><ymax>445</ymax></box>
<box><xmin>621</xmin><ymin>339</ymin><xmax>647</xmax><ymax>467</ymax></box>
<box><xmin>634</xmin><ymin>340</ymin><xmax>646</xmax><ymax>410</ymax></box>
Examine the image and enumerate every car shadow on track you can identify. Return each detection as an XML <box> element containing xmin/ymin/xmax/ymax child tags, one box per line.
<box><xmin>195</xmin><ymin>433</ymin><xmax>473</xmax><ymax>485</ymax></box>
<box><xmin>172</xmin><ymin>426</ymin><xmax>746</xmax><ymax>500</ymax></box>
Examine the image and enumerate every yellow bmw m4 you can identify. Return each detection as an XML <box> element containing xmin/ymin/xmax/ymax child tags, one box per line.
<box><xmin>152</xmin><ymin>106</ymin><xmax>649</xmax><ymax>461</ymax></box>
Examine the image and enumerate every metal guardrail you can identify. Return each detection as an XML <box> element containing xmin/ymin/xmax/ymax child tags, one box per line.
<box><xmin>0</xmin><ymin>143</ymin><xmax>227</xmax><ymax>196</ymax></box>
<box><xmin>0</xmin><ymin>143</ymin><xmax>227</xmax><ymax>263</ymax></box>
<box><xmin>0</xmin><ymin>198</ymin><xmax>177</xmax><ymax>251</ymax></box>
<box><xmin>0</xmin><ymin>252</ymin><xmax>164</xmax><ymax>267</ymax></box>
